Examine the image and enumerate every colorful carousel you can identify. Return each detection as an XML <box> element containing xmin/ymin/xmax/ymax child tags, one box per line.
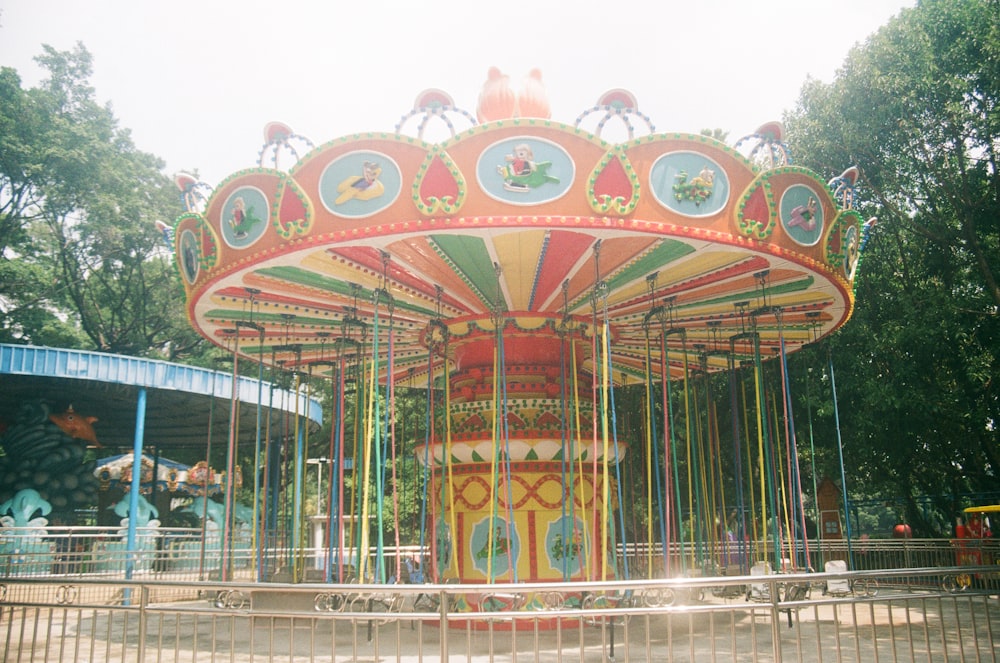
<box><xmin>169</xmin><ymin>69</ymin><xmax>871</xmax><ymax>611</ymax></box>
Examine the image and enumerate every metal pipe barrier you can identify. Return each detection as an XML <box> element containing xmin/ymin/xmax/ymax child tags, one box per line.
<box><xmin>1</xmin><ymin>567</ymin><xmax>997</xmax><ymax>662</ymax></box>
<box><xmin>4</xmin><ymin>532</ymin><xmax>994</xmax><ymax>574</ymax></box>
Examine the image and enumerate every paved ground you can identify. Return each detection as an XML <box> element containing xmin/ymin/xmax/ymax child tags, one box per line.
<box><xmin>3</xmin><ymin>585</ymin><xmax>998</xmax><ymax>662</ymax></box>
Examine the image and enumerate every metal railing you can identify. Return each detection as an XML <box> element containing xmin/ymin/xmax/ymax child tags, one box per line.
<box><xmin>4</xmin><ymin>530</ymin><xmax>996</xmax><ymax>578</ymax></box>
<box><xmin>0</xmin><ymin>526</ymin><xmax>259</xmax><ymax>581</ymax></box>
<box><xmin>1</xmin><ymin>566</ymin><xmax>998</xmax><ymax>662</ymax></box>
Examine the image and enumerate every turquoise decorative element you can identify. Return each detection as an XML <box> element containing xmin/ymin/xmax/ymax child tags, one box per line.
<box><xmin>435</xmin><ymin>518</ymin><xmax>453</xmax><ymax>575</ymax></box>
<box><xmin>166</xmin><ymin>497</ymin><xmax>253</xmax><ymax>571</ymax></box>
<box><xmin>111</xmin><ymin>493</ymin><xmax>159</xmax><ymax>527</ymax></box>
<box><xmin>91</xmin><ymin>493</ymin><xmax>162</xmax><ymax>573</ymax></box>
<box><xmin>180</xmin><ymin>496</ymin><xmax>226</xmax><ymax>526</ymax></box>
<box><xmin>0</xmin><ymin>489</ymin><xmax>54</xmax><ymax>575</ymax></box>
<box><xmin>0</xmin><ymin>488</ymin><xmax>52</xmax><ymax>528</ymax></box>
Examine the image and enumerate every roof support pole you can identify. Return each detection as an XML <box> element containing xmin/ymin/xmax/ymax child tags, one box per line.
<box><xmin>124</xmin><ymin>386</ymin><xmax>148</xmax><ymax>594</ymax></box>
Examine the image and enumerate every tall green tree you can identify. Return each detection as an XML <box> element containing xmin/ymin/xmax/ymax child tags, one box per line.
<box><xmin>0</xmin><ymin>44</ymin><xmax>206</xmax><ymax>360</ymax></box>
<box><xmin>0</xmin><ymin>63</ymin><xmax>82</xmax><ymax>345</ymax></box>
<box><xmin>785</xmin><ymin>0</ymin><xmax>999</xmax><ymax>533</ymax></box>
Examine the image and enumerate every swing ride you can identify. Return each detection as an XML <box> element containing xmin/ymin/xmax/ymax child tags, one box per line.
<box><xmin>169</xmin><ymin>69</ymin><xmax>872</xmax><ymax>616</ymax></box>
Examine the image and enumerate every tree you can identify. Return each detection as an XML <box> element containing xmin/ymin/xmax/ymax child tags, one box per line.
<box><xmin>785</xmin><ymin>0</ymin><xmax>1000</xmax><ymax>533</ymax></box>
<box><xmin>0</xmin><ymin>44</ymin><xmax>207</xmax><ymax>360</ymax></box>
<box><xmin>0</xmin><ymin>65</ymin><xmax>81</xmax><ymax>345</ymax></box>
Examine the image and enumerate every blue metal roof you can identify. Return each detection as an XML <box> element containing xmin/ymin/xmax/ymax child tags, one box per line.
<box><xmin>0</xmin><ymin>344</ymin><xmax>323</xmax><ymax>449</ymax></box>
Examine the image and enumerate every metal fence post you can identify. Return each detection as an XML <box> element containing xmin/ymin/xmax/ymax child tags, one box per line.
<box><xmin>137</xmin><ymin>585</ymin><xmax>149</xmax><ymax>662</ymax></box>
<box><xmin>439</xmin><ymin>588</ymin><xmax>448</xmax><ymax>661</ymax></box>
<box><xmin>769</xmin><ymin>577</ymin><xmax>782</xmax><ymax>663</ymax></box>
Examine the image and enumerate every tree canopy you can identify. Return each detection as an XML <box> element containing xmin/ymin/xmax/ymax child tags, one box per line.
<box><xmin>0</xmin><ymin>44</ymin><xmax>206</xmax><ymax>360</ymax></box>
<box><xmin>2</xmin><ymin>2</ymin><xmax>998</xmax><ymax>540</ymax></box>
<box><xmin>785</xmin><ymin>0</ymin><xmax>999</xmax><ymax>532</ymax></box>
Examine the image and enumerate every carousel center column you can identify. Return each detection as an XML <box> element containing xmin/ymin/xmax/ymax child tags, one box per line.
<box><xmin>418</xmin><ymin>312</ymin><xmax>624</xmax><ymax>591</ymax></box>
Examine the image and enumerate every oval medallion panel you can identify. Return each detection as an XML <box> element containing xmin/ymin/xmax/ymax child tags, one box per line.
<box><xmin>649</xmin><ymin>151</ymin><xmax>730</xmax><ymax>217</ymax></box>
<box><xmin>220</xmin><ymin>186</ymin><xmax>269</xmax><ymax>249</ymax></box>
<box><xmin>178</xmin><ymin>228</ymin><xmax>200</xmax><ymax>284</ymax></box>
<box><xmin>319</xmin><ymin>151</ymin><xmax>402</xmax><ymax>219</ymax></box>
<box><xmin>477</xmin><ymin>137</ymin><xmax>575</xmax><ymax>206</ymax></box>
<box><xmin>779</xmin><ymin>184</ymin><xmax>824</xmax><ymax>247</ymax></box>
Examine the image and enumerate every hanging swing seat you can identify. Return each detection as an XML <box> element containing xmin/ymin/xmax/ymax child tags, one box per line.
<box><xmin>638</xmin><ymin>586</ymin><xmax>676</xmax><ymax>607</ymax></box>
<box><xmin>743</xmin><ymin>560</ymin><xmax>811</xmax><ymax>628</ymax></box>
<box><xmin>822</xmin><ymin>559</ymin><xmax>878</xmax><ymax>597</ymax></box>
<box><xmin>362</xmin><ymin>592</ymin><xmax>406</xmax><ymax>624</ymax></box>
<box><xmin>477</xmin><ymin>591</ymin><xmax>527</xmax><ymax>619</ymax></box>
<box><xmin>778</xmin><ymin>581</ymin><xmax>810</xmax><ymax>628</ymax></box>
<box><xmin>671</xmin><ymin>570</ymin><xmax>706</xmax><ymax>604</ymax></box>
<box><xmin>581</xmin><ymin>591</ymin><xmax>634</xmax><ymax>626</ymax></box>
<box><xmin>823</xmin><ymin>559</ymin><xmax>851</xmax><ymax>596</ymax></box>
<box><xmin>746</xmin><ymin>561</ymin><xmax>773</xmax><ymax>602</ymax></box>
<box><xmin>413</xmin><ymin>577</ymin><xmax>460</xmax><ymax>612</ymax></box>
<box><xmin>711</xmin><ymin>565</ymin><xmax>749</xmax><ymax>600</ymax></box>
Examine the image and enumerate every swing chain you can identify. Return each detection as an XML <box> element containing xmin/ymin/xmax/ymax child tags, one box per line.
<box><xmin>373</xmin><ymin>251</ymin><xmax>396</xmax><ymax>315</ymax></box>
<box><xmin>490</xmin><ymin>262</ymin><xmax>507</xmax><ymax>328</ymax></box>
<box><xmin>557</xmin><ymin>279</ymin><xmax>587</xmax><ymax>335</ymax></box>
<box><xmin>243</xmin><ymin>286</ymin><xmax>261</xmax><ymax>324</ymax></box>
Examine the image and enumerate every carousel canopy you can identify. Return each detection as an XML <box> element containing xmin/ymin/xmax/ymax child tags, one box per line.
<box><xmin>173</xmin><ymin>74</ymin><xmax>872</xmax><ymax>385</ymax></box>
<box><xmin>0</xmin><ymin>344</ymin><xmax>322</xmax><ymax>449</ymax></box>
<box><xmin>94</xmin><ymin>453</ymin><xmax>226</xmax><ymax>496</ymax></box>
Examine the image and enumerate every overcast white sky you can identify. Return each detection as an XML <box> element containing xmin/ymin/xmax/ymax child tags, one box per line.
<box><xmin>1</xmin><ymin>0</ymin><xmax>913</xmax><ymax>187</ymax></box>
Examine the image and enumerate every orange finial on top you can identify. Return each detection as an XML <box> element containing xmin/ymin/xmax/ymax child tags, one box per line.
<box><xmin>476</xmin><ymin>67</ymin><xmax>518</xmax><ymax>123</ymax></box>
<box><xmin>516</xmin><ymin>68</ymin><xmax>551</xmax><ymax>119</ymax></box>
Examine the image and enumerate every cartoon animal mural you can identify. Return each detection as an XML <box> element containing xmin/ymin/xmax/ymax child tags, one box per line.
<box><xmin>673</xmin><ymin>166</ymin><xmax>716</xmax><ymax>206</ymax></box>
<box><xmin>334</xmin><ymin>161</ymin><xmax>385</xmax><ymax>204</ymax></box>
<box><xmin>227</xmin><ymin>196</ymin><xmax>263</xmax><ymax>239</ymax></box>
<box><xmin>475</xmin><ymin>526</ymin><xmax>512</xmax><ymax>561</ymax></box>
<box><xmin>497</xmin><ymin>143</ymin><xmax>559</xmax><ymax>192</ymax></box>
<box><xmin>787</xmin><ymin>197</ymin><xmax>818</xmax><ymax>230</ymax></box>
<box><xmin>0</xmin><ymin>401</ymin><xmax>100</xmax><ymax>523</ymax></box>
